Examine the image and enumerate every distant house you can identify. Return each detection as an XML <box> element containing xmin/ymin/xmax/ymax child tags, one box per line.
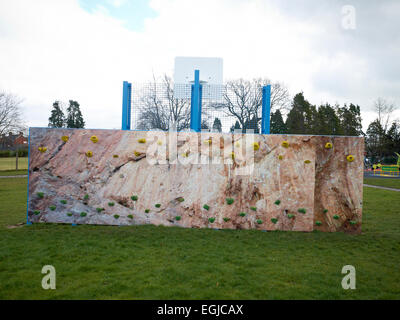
<box><xmin>0</xmin><ymin>132</ymin><xmax>28</xmax><ymax>150</ymax></box>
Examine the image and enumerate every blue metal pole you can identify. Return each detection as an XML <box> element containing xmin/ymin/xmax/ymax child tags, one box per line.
<box><xmin>121</xmin><ymin>81</ymin><xmax>132</xmax><ymax>130</ymax></box>
<box><xmin>190</xmin><ymin>70</ymin><xmax>201</xmax><ymax>132</ymax></box>
<box><xmin>261</xmin><ymin>85</ymin><xmax>271</xmax><ymax>134</ymax></box>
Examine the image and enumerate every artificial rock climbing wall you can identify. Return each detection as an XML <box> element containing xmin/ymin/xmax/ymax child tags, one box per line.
<box><xmin>27</xmin><ymin>128</ymin><xmax>364</xmax><ymax>233</ymax></box>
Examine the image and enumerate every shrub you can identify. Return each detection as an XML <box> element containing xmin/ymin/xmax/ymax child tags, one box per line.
<box><xmin>287</xmin><ymin>214</ymin><xmax>295</xmax><ymax>219</ymax></box>
<box><xmin>333</xmin><ymin>214</ymin><xmax>340</xmax><ymax>220</ymax></box>
<box><xmin>108</xmin><ymin>202</ymin><xmax>115</xmax><ymax>207</ymax></box>
<box><xmin>274</xmin><ymin>200</ymin><xmax>281</xmax><ymax>205</ymax></box>
<box><xmin>60</xmin><ymin>200</ymin><xmax>67</xmax><ymax>204</ymax></box>
<box><xmin>239</xmin><ymin>212</ymin><xmax>246</xmax><ymax>217</ymax></box>
<box><xmin>315</xmin><ymin>221</ymin><xmax>322</xmax><ymax>226</ymax></box>
<box><xmin>250</xmin><ymin>206</ymin><xmax>257</xmax><ymax>211</ymax></box>
<box><xmin>67</xmin><ymin>212</ymin><xmax>73</xmax><ymax>217</ymax></box>
<box><xmin>155</xmin><ymin>203</ymin><xmax>161</xmax><ymax>208</ymax></box>
<box><xmin>271</xmin><ymin>218</ymin><xmax>278</xmax><ymax>224</ymax></box>
<box><xmin>323</xmin><ymin>209</ymin><xmax>328</xmax><ymax>214</ymax></box>
<box><xmin>131</xmin><ymin>195</ymin><xmax>138</xmax><ymax>201</ymax></box>
<box><xmin>226</xmin><ymin>198</ymin><xmax>234</xmax><ymax>205</ymax></box>
<box><xmin>298</xmin><ymin>208</ymin><xmax>306</xmax><ymax>214</ymax></box>
<box><xmin>223</xmin><ymin>217</ymin><xmax>230</xmax><ymax>222</ymax></box>
<box><xmin>203</xmin><ymin>204</ymin><xmax>210</xmax><ymax>211</ymax></box>
<box><xmin>113</xmin><ymin>214</ymin><xmax>120</xmax><ymax>219</ymax></box>
<box><xmin>127</xmin><ymin>214</ymin><xmax>133</xmax><ymax>219</ymax></box>
<box><xmin>208</xmin><ymin>217</ymin><xmax>215</xmax><ymax>223</ymax></box>
<box><xmin>256</xmin><ymin>219</ymin><xmax>263</xmax><ymax>224</ymax></box>
<box><xmin>37</xmin><ymin>192</ymin><xmax>44</xmax><ymax>199</ymax></box>
<box><xmin>80</xmin><ymin>212</ymin><xmax>87</xmax><ymax>217</ymax></box>
<box><xmin>145</xmin><ymin>209</ymin><xmax>150</xmax><ymax>213</ymax></box>
<box><xmin>33</xmin><ymin>210</ymin><xmax>40</xmax><ymax>215</ymax></box>
<box><xmin>175</xmin><ymin>216</ymin><xmax>181</xmax><ymax>221</ymax></box>
<box><xmin>49</xmin><ymin>205</ymin><xmax>56</xmax><ymax>211</ymax></box>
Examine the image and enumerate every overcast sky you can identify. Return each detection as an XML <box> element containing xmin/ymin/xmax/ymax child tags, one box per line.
<box><xmin>0</xmin><ymin>0</ymin><xmax>399</xmax><ymax>131</ymax></box>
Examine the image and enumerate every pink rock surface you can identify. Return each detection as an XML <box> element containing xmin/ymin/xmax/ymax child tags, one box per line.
<box><xmin>27</xmin><ymin>128</ymin><xmax>364</xmax><ymax>233</ymax></box>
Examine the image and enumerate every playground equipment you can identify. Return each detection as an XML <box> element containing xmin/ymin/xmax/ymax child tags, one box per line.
<box><xmin>372</xmin><ymin>153</ymin><xmax>400</xmax><ymax>177</ymax></box>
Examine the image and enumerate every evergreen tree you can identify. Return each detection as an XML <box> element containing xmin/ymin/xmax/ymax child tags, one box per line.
<box><xmin>244</xmin><ymin>116</ymin><xmax>259</xmax><ymax>133</ymax></box>
<box><xmin>285</xmin><ymin>92</ymin><xmax>316</xmax><ymax>134</ymax></box>
<box><xmin>314</xmin><ymin>104</ymin><xmax>342</xmax><ymax>135</ymax></box>
<box><xmin>66</xmin><ymin>100</ymin><xmax>85</xmax><ymax>128</ymax></box>
<box><xmin>366</xmin><ymin>120</ymin><xmax>385</xmax><ymax>162</ymax></box>
<box><xmin>337</xmin><ymin>103</ymin><xmax>363</xmax><ymax>136</ymax></box>
<box><xmin>230</xmin><ymin>121</ymin><xmax>241</xmax><ymax>133</ymax></box>
<box><xmin>270</xmin><ymin>109</ymin><xmax>287</xmax><ymax>134</ymax></box>
<box><xmin>212</xmin><ymin>118</ymin><xmax>222</xmax><ymax>132</ymax></box>
<box><xmin>48</xmin><ymin>101</ymin><xmax>65</xmax><ymax>128</ymax></box>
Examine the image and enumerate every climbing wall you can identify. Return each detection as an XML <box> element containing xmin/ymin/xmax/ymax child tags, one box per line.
<box><xmin>27</xmin><ymin>128</ymin><xmax>364</xmax><ymax>233</ymax></box>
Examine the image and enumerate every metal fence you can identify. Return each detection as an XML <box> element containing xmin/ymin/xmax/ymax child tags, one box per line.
<box><xmin>122</xmin><ymin>76</ymin><xmax>271</xmax><ymax>134</ymax></box>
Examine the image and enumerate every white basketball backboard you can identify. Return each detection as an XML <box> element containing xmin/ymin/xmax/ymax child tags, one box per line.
<box><xmin>174</xmin><ymin>57</ymin><xmax>223</xmax><ymax>85</ymax></box>
<box><xmin>174</xmin><ymin>57</ymin><xmax>223</xmax><ymax>99</ymax></box>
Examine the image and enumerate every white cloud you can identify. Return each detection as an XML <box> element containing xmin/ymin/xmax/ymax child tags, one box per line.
<box><xmin>0</xmin><ymin>0</ymin><xmax>398</xmax><ymax>131</ymax></box>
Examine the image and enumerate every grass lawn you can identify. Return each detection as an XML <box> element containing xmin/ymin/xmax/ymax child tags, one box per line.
<box><xmin>364</xmin><ymin>177</ymin><xmax>400</xmax><ymax>190</ymax></box>
<box><xmin>0</xmin><ymin>170</ymin><xmax>28</xmax><ymax>176</ymax></box>
<box><xmin>0</xmin><ymin>177</ymin><xmax>399</xmax><ymax>299</ymax></box>
<box><xmin>0</xmin><ymin>157</ymin><xmax>28</xmax><ymax>171</ymax></box>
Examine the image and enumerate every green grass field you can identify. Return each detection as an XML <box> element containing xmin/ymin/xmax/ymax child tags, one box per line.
<box><xmin>0</xmin><ymin>177</ymin><xmax>399</xmax><ymax>299</ymax></box>
<box><xmin>364</xmin><ymin>177</ymin><xmax>400</xmax><ymax>190</ymax></box>
<box><xmin>0</xmin><ymin>157</ymin><xmax>28</xmax><ymax>171</ymax></box>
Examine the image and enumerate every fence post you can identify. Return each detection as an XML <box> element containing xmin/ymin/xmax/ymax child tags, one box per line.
<box><xmin>121</xmin><ymin>81</ymin><xmax>132</xmax><ymax>130</ymax></box>
<box><xmin>190</xmin><ymin>70</ymin><xmax>202</xmax><ymax>132</ymax></box>
<box><xmin>261</xmin><ymin>85</ymin><xmax>271</xmax><ymax>134</ymax></box>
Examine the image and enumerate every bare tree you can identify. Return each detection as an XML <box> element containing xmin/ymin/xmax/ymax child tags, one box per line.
<box><xmin>374</xmin><ymin>97</ymin><xmax>397</xmax><ymax>132</ymax></box>
<box><xmin>210</xmin><ymin>78</ymin><xmax>290</xmax><ymax>130</ymax></box>
<box><xmin>137</xmin><ymin>75</ymin><xmax>191</xmax><ymax>131</ymax></box>
<box><xmin>0</xmin><ymin>91</ymin><xmax>25</xmax><ymax>135</ymax></box>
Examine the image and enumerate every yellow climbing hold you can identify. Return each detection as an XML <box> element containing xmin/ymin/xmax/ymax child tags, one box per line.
<box><xmin>346</xmin><ymin>155</ymin><xmax>355</xmax><ymax>162</ymax></box>
<box><xmin>325</xmin><ymin>142</ymin><xmax>333</xmax><ymax>149</ymax></box>
<box><xmin>38</xmin><ymin>146</ymin><xmax>47</xmax><ymax>153</ymax></box>
<box><xmin>157</xmin><ymin>140</ymin><xmax>163</xmax><ymax>145</ymax></box>
<box><xmin>90</xmin><ymin>135</ymin><xmax>98</xmax><ymax>143</ymax></box>
<box><xmin>278</xmin><ymin>155</ymin><xmax>284</xmax><ymax>160</ymax></box>
<box><xmin>235</xmin><ymin>142</ymin><xmax>240</xmax><ymax>148</ymax></box>
<box><xmin>61</xmin><ymin>135</ymin><xmax>69</xmax><ymax>142</ymax></box>
<box><xmin>253</xmin><ymin>142</ymin><xmax>260</xmax><ymax>151</ymax></box>
<box><xmin>204</xmin><ymin>139</ymin><xmax>212</xmax><ymax>145</ymax></box>
<box><xmin>138</xmin><ymin>138</ymin><xmax>146</xmax><ymax>144</ymax></box>
<box><xmin>134</xmin><ymin>151</ymin><xmax>142</xmax><ymax>157</ymax></box>
<box><xmin>231</xmin><ymin>152</ymin><xmax>235</xmax><ymax>160</ymax></box>
<box><xmin>281</xmin><ymin>141</ymin><xmax>289</xmax><ymax>148</ymax></box>
<box><xmin>113</xmin><ymin>154</ymin><xmax>119</xmax><ymax>158</ymax></box>
<box><xmin>304</xmin><ymin>160</ymin><xmax>311</xmax><ymax>164</ymax></box>
<box><xmin>86</xmin><ymin>151</ymin><xmax>93</xmax><ymax>158</ymax></box>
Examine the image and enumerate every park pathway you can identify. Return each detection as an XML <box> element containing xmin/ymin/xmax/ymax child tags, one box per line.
<box><xmin>0</xmin><ymin>175</ymin><xmax>28</xmax><ymax>178</ymax></box>
<box><xmin>363</xmin><ymin>184</ymin><xmax>400</xmax><ymax>192</ymax></box>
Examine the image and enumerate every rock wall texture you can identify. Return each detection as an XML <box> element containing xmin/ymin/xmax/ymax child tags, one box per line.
<box><xmin>27</xmin><ymin>128</ymin><xmax>364</xmax><ymax>233</ymax></box>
